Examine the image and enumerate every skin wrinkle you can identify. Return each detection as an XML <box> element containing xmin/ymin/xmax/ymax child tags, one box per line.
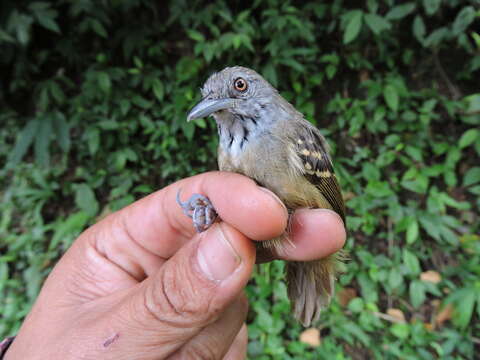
<box><xmin>141</xmin><ymin>245</ymin><xmax>218</xmax><ymax>330</ymax></box>
<box><xmin>94</xmin><ymin>213</ymin><xmax>157</xmax><ymax>281</ymax></box>
<box><xmin>72</xmin><ymin>234</ymin><xmax>139</xmax><ymax>299</ymax></box>
<box><xmin>171</xmin><ymin>296</ymin><xmax>248</xmax><ymax>360</ymax></box>
<box><xmin>64</xmin><ymin>250</ymin><xmax>114</xmax><ymax>303</ymax></box>
<box><xmin>118</xmin><ymin>214</ymin><xmax>149</xmax><ymax>281</ymax></box>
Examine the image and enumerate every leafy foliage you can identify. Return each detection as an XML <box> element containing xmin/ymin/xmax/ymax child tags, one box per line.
<box><xmin>1</xmin><ymin>0</ymin><xmax>479</xmax><ymax>358</ymax></box>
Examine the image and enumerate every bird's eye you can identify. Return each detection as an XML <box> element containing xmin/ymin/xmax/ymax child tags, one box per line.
<box><xmin>233</xmin><ymin>77</ymin><xmax>248</xmax><ymax>92</ymax></box>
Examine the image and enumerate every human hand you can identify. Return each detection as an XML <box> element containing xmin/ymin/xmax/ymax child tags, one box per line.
<box><xmin>5</xmin><ymin>172</ymin><xmax>345</xmax><ymax>360</ymax></box>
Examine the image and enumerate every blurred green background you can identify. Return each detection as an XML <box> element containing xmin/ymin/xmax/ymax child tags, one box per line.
<box><xmin>1</xmin><ymin>0</ymin><xmax>479</xmax><ymax>358</ymax></box>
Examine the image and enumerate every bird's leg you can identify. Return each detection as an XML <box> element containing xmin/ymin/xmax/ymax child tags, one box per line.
<box><xmin>176</xmin><ymin>190</ymin><xmax>218</xmax><ymax>233</ymax></box>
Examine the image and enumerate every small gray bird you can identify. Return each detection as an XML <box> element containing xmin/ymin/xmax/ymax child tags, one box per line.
<box><xmin>178</xmin><ymin>66</ymin><xmax>346</xmax><ymax>326</ymax></box>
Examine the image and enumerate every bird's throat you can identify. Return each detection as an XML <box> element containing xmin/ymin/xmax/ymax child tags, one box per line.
<box><xmin>216</xmin><ymin>113</ymin><xmax>260</xmax><ymax>157</ymax></box>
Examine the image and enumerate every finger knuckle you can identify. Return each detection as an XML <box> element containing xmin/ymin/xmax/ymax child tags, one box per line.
<box><xmin>183</xmin><ymin>342</ymin><xmax>222</xmax><ymax>360</ymax></box>
<box><xmin>142</xmin><ymin>262</ymin><xmax>214</xmax><ymax>326</ymax></box>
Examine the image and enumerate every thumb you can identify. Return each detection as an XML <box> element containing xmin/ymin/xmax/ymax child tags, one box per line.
<box><xmin>109</xmin><ymin>223</ymin><xmax>255</xmax><ymax>359</ymax></box>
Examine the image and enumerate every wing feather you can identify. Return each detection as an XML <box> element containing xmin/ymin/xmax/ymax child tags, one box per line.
<box><xmin>294</xmin><ymin>124</ymin><xmax>346</xmax><ymax>222</ymax></box>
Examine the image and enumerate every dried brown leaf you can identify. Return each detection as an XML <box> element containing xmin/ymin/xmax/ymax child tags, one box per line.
<box><xmin>435</xmin><ymin>303</ymin><xmax>454</xmax><ymax>326</ymax></box>
<box><xmin>337</xmin><ymin>287</ymin><xmax>357</xmax><ymax>307</ymax></box>
<box><xmin>300</xmin><ymin>328</ymin><xmax>321</xmax><ymax>347</ymax></box>
<box><xmin>420</xmin><ymin>270</ymin><xmax>442</xmax><ymax>284</ymax></box>
<box><xmin>386</xmin><ymin>308</ymin><xmax>406</xmax><ymax>322</ymax></box>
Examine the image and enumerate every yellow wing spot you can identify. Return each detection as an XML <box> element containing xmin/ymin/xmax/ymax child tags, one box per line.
<box><xmin>312</xmin><ymin>151</ymin><xmax>322</xmax><ymax>159</ymax></box>
<box><xmin>301</xmin><ymin>149</ymin><xmax>311</xmax><ymax>156</ymax></box>
<box><xmin>316</xmin><ymin>170</ymin><xmax>332</xmax><ymax>178</ymax></box>
<box><xmin>304</xmin><ymin>162</ymin><xmax>312</xmax><ymax>170</ymax></box>
<box><xmin>297</xmin><ymin>139</ymin><xmax>304</xmax><ymax>144</ymax></box>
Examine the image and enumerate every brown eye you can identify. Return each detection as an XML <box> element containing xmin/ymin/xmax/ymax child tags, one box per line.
<box><xmin>234</xmin><ymin>77</ymin><xmax>248</xmax><ymax>92</ymax></box>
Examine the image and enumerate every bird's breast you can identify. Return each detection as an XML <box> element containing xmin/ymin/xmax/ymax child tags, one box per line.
<box><xmin>218</xmin><ymin>139</ymin><xmax>327</xmax><ymax>210</ymax></box>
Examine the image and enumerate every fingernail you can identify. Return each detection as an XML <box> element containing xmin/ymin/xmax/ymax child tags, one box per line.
<box><xmin>197</xmin><ymin>224</ymin><xmax>241</xmax><ymax>281</ymax></box>
<box><xmin>258</xmin><ymin>187</ymin><xmax>287</xmax><ymax>213</ymax></box>
<box><xmin>297</xmin><ymin>208</ymin><xmax>344</xmax><ymax>224</ymax></box>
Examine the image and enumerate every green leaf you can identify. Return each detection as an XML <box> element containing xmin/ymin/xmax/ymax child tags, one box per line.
<box><xmin>343</xmin><ymin>10</ymin><xmax>363</xmax><ymax>44</ymax></box>
<box><xmin>98</xmin><ymin>72</ymin><xmax>111</xmax><ymax>93</ymax></box>
<box><xmin>463</xmin><ymin>167</ymin><xmax>480</xmax><ymax>186</ymax></box>
<box><xmin>386</xmin><ymin>3</ymin><xmax>416</xmax><ymax>20</ymax></box>
<box><xmin>364</xmin><ymin>14</ymin><xmax>391</xmax><ymax>35</ymax></box>
<box><xmin>406</xmin><ymin>218</ymin><xmax>419</xmax><ymax>244</ymax></box>
<box><xmin>413</xmin><ymin>15</ymin><xmax>426</xmax><ymax>43</ymax></box>
<box><xmin>461</xmin><ymin>94</ymin><xmax>480</xmax><ymax>124</ymax></box>
<box><xmin>348</xmin><ymin>298</ymin><xmax>364</xmax><ymax>313</ymax></box>
<box><xmin>11</xmin><ymin>12</ymin><xmax>33</xmax><ymax>45</ymax></box>
<box><xmin>423</xmin><ymin>0</ymin><xmax>441</xmax><ymax>16</ymax></box>
<box><xmin>452</xmin><ymin>6</ymin><xmax>476</xmax><ymax>37</ymax></box>
<box><xmin>182</xmin><ymin>121</ymin><xmax>195</xmax><ymax>140</ymax></box>
<box><xmin>388</xmin><ymin>268</ymin><xmax>403</xmax><ymax>289</ymax></box>
<box><xmin>49</xmin><ymin>211</ymin><xmax>89</xmax><ymax>250</ymax></box>
<box><xmin>366</xmin><ymin>180</ymin><xmax>393</xmax><ymax>197</ymax></box>
<box><xmin>391</xmin><ymin>323</ymin><xmax>409</xmax><ymax>339</ymax></box>
<box><xmin>49</xmin><ymin>81</ymin><xmax>64</xmax><ymax>103</ymax></box>
<box><xmin>419</xmin><ymin>216</ymin><xmax>441</xmax><ymax>240</ymax></box>
<box><xmin>34</xmin><ymin>116</ymin><xmax>53</xmax><ymax>166</ymax></box>
<box><xmin>187</xmin><ymin>29</ymin><xmax>205</xmax><ymax>42</ymax></box>
<box><xmin>343</xmin><ymin>322</ymin><xmax>370</xmax><ymax>346</ymax></box>
<box><xmin>152</xmin><ymin>79</ymin><xmax>164</xmax><ymax>101</ymax></box>
<box><xmin>453</xmin><ymin>290</ymin><xmax>476</xmax><ymax>328</ymax></box>
<box><xmin>35</xmin><ymin>10</ymin><xmax>61</xmax><ymax>33</ymax></box>
<box><xmin>458</xmin><ymin>128</ymin><xmax>478</xmax><ymax>149</ymax></box>
<box><xmin>410</xmin><ymin>280</ymin><xmax>426</xmax><ymax>308</ymax></box>
<box><xmin>132</xmin><ymin>95</ymin><xmax>152</xmax><ymax>109</ymax></box>
<box><xmin>75</xmin><ymin>183</ymin><xmax>99</xmax><ymax>217</ymax></box>
<box><xmin>262</xmin><ymin>63</ymin><xmax>278</xmax><ymax>87</ymax></box>
<box><xmin>24</xmin><ymin>266</ymin><xmax>43</xmax><ymax>300</ymax></box>
<box><xmin>367</xmin><ymin>0</ymin><xmax>378</xmax><ymax>14</ymax></box>
<box><xmin>91</xmin><ymin>19</ymin><xmax>107</xmax><ymax>38</ymax></box>
<box><xmin>326</xmin><ymin>64</ymin><xmax>337</xmax><ymax>79</ymax></box>
<box><xmin>52</xmin><ymin>112</ymin><xmax>70</xmax><ymax>152</ymax></box>
<box><xmin>256</xmin><ymin>307</ymin><xmax>274</xmax><ymax>331</ymax></box>
<box><xmin>403</xmin><ymin>249</ymin><xmax>421</xmax><ymax>275</ymax></box>
<box><xmin>86</xmin><ymin>127</ymin><xmax>100</xmax><ymax>155</ymax></box>
<box><xmin>424</xmin><ymin>27</ymin><xmax>448</xmax><ymax>48</ymax></box>
<box><xmin>28</xmin><ymin>2</ymin><xmax>51</xmax><ymax>11</ymax></box>
<box><xmin>8</xmin><ymin>119</ymin><xmax>39</xmax><ymax>165</ymax></box>
<box><xmin>383</xmin><ymin>84</ymin><xmax>399</xmax><ymax>111</ymax></box>
<box><xmin>0</xmin><ymin>29</ymin><xmax>15</xmax><ymax>43</ymax></box>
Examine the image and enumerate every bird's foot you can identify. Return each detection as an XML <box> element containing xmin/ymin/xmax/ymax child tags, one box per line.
<box><xmin>176</xmin><ymin>190</ymin><xmax>218</xmax><ymax>233</ymax></box>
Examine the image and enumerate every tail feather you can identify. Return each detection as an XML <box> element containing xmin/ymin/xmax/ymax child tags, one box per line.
<box><xmin>286</xmin><ymin>255</ymin><xmax>337</xmax><ymax>326</ymax></box>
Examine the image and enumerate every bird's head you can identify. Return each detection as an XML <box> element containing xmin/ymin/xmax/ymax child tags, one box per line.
<box><xmin>187</xmin><ymin>66</ymin><xmax>280</xmax><ymax>123</ymax></box>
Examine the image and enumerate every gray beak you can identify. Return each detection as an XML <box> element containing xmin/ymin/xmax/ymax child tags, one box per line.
<box><xmin>187</xmin><ymin>98</ymin><xmax>237</xmax><ymax>121</ymax></box>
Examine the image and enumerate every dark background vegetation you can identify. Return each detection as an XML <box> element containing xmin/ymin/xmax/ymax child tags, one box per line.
<box><xmin>1</xmin><ymin>0</ymin><xmax>479</xmax><ymax>358</ymax></box>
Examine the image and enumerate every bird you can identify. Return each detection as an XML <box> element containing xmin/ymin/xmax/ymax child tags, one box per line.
<box><xmin>177</xmin><ymin>66</ymin><xmax>346</xmax><ymax>326</ymax></box>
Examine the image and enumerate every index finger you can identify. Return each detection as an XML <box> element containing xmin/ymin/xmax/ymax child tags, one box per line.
<box><xmin>116</xmin><ymin>171</ymin><xmax>288</xmax><ymax>260</ymax></box>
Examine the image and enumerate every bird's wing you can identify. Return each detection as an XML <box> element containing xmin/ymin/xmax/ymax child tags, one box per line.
<box><xmin>293</xmin><ymin>124</ymin><xmax>346</xmax><ymax>222</ymax></box>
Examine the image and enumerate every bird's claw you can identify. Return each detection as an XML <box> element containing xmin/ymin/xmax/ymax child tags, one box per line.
<box><xmin>176</xmin><ymin>190</ymin><xmax>218</xmax><ymax>233</ymax></box>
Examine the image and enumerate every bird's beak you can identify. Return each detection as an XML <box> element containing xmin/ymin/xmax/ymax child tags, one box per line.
<box><xmin>187</xmin><ymin>98</ymin><xmax>237</xmax><ymax>122</ymax></box>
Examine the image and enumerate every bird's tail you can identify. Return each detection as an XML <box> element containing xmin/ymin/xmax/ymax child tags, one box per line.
<box><xmin>286</xmin><ymin>253</ymin><xmax>342</xmax><ymax>326</ymax></box>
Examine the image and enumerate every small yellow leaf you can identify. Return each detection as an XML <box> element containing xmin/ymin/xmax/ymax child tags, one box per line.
<box><xmin>424</xmin><ymin>323</ymin><xmax>434</xmax><ymax>331</ymax></box>
<box><xmin>299</xmin><ymin>328</ymin><xmax>321</xmax><ymax>347</ymax></box>
<box><xmin>387</xmin><ymin>308</ymin><xmax>406</xmax><ymax>322</ymax></box>
<box><xmin>420</xmin><ymin>270</ymin><xmax>442</xmax><ymax>284</ymax></box>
